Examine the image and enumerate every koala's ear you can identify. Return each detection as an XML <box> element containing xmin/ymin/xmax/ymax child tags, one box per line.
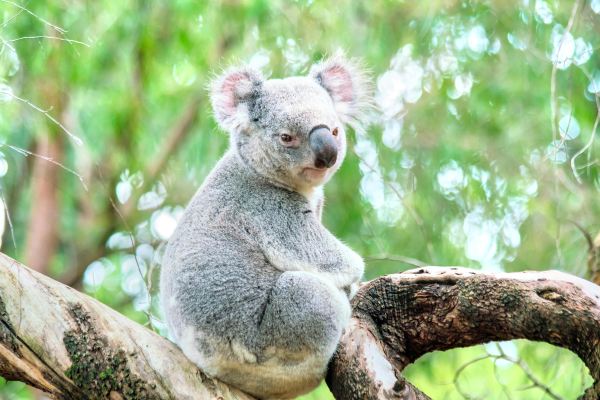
<box><xmin>210</xmin><ymin>67</ymin><xmax>264</xmax><ymax>132</ymax></box>
<box><xmin>309</xmin><ymin>53</ymin><xmax>370</xmax><ymax>127</ymax></box>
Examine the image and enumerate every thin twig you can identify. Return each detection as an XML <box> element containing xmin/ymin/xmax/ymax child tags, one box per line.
<box><xmin>492</xmin><ymin>343</ymin><xmax>565</xmax><ymax>400</ymax></box>
<box><xmin>350</xmin><ymin>146</ymin><xmax>435</xmax><ymax>260</ymax></box>
<box><xmin>568</xmin><ymin>219</ymin><xmax>595</xmax><ymax>251</ymax></box>
<box><xmin>549</xmin><ymin>0</ymin><xmax>581</xmax><ymax>145</ymax></box>
<box><xmin>454</xmin><ymin>354</ymin><xmax>493</xmax><ymax>400</ymax></box>
<box><xmin>8</xmin><ymin>93</ymin><xmax>83</xmax><ymax>146</ymax></box>
<box><xmin>365</xmin><ymin>254</ymin><xmax>427</xmax><ymax>267</ymax></box>
<box><xmin>0</xmin><ymin>4</ymin><xmax>25</xmax><ymax>29</ymax></box>
<box><xmin>0</xmin><ymin>0</ymin><xmax>66</xmax><ymax>34</ymax></box>
<box><xmin>491</xmin><ymin>359</ymin><xmax>514</xmax><ymax>400</ymax></box>
<box><xmin>548</xmin><ymin>0</ymin><xmax>582</xmax><ymax>270</ymax></box>
<box><xmin>2</xmin><ymin>144</ymin><xmax>88</xmax><ymax>191</ymax></box>
<box><xmin>108</xmin><ymin>193</ymin><xmax>156</xmax><ymax>330</ymax></box>
<box><xmin>571</xmin><ymin>95</ymin><xmax>600</xmax><ymax>183</ymax></box>
<box><xmin>8</xmin><ymin>35</ymin><xmax>89</xmax><ymax>46</ymax></box>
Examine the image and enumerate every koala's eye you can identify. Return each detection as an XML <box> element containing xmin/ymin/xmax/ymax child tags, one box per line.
<box><xmin>278</xmin><ymin>133</ymin><xmax>299</xmax><ymax>148</ymax></box>
<box><xmin>332</xmin><ymin>127</ymin><xmax>339</xmax><ymax>137</ymax></box>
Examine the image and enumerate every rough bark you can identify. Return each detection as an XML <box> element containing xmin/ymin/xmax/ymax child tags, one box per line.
<box><xmin>327</xmin><ymin>267</ymin><xmax>600</xmax><ymax>400</ymax></box>
<box><xmin>1</xmin><ymin>254</ymin><xmax>600</xmax><ymax>399</ymax></box>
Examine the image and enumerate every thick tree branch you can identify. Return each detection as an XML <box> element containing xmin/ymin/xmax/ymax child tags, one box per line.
<box><xmin>0</xmin><ymin>253</ymin><xmax>251</xmax><ymax>399</ymax></box>
<box><xmin>327</xmin><ymin>267</ymin><xmax>600</xmax><ymax>400</ymax></box>
<box><xmin>2</xmin><ymin>253</ymin><xmax>600</xmax><ymax>399</ymax></box>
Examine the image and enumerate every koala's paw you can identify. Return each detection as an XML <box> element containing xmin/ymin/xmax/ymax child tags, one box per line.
<box><xmin>341</xmin><ymin>281</ymin><xmax>360</xmax><ymax>299</ymax></box>
<box><xmin>343</xmin><ymin>247</ymin><xmax>365</xmax><ymax>280</ymax></box>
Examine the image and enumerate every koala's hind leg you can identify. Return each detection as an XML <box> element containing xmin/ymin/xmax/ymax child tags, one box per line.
<box><xmin>271</xmin><ymin>271</ymin><xmax>352</xmax><ymax>378</ymax></box>
<box><xmin>225</xmin><ymin>271</ymin><xmax>350</xmax><ymax>399</ymax></box>
<box><xmin>199</xmin><ymin>271</ymin><xmax>352</xmax><ymax>400</ymax></box>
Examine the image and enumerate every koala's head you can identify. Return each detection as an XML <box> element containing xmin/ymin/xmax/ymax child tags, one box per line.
<box><xmin>211</xmin><ymin>54</ymin><xmax>369</xmax><ymax>195</ymax></box>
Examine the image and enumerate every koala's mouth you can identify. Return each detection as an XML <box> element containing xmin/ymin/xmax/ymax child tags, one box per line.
<box><xmin>301</xmin><ymin>167</ymin><xmax>330</xmax><ymax>182</ymax></box>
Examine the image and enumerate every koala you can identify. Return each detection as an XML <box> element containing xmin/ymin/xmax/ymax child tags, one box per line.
<box><xmin>160</xmin><ymin>54</ymin><xmax>368</xmax><ymax>400</ymax></box>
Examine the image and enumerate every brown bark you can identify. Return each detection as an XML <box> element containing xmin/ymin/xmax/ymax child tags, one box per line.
<box><xmin>327</xmin><ymin>267</ymin><xmax>600</xmax><ymax>399</ymax></box>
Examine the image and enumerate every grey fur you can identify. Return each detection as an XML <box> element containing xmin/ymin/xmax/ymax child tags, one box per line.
<box><xmin>160</xmin><ymin>54</ymin><xmax>369</xmax><ymax>399</ymax></box>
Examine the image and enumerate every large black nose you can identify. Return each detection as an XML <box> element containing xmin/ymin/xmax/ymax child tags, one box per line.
<box><xmin>309</xmin><ymin>126</ymin><xmax>338</xmax><ymax>169</ymax></box>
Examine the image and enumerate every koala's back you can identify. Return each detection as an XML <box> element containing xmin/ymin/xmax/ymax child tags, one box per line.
<box><xmin>161</xmin><ymin>151</ymin><xmax>277</xmax><ymax>342</ymax></box>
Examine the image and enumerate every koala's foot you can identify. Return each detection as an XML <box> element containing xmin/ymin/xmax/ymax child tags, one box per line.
<box><xmin>250</xmin><ymin>270</ymin><xmax>351</xmax><ymax>398</ymax></box>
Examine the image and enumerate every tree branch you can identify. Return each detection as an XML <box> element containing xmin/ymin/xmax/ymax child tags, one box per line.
<box><xmin>2</xmin><ymin>253</ymin><xmax>600</xmax><ymax>399</ymax></box>
<box><xmin>327</xmin><ymin>267</ymin><xmax>600</xmax><ymax>399</ymax></box>
<box><xmin>0</xmin><ymin>253</ymin><xmax>251</xmax><ymax>399</ymax></box>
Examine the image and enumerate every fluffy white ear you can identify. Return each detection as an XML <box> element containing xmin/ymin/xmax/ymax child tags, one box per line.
<box><xmin>210</xmin><ymin>67</ymin><xmax>264</xmax><ymax>132</ymax></box>
<box><xmin>308</xmin><ymin>53</ymin><xmax>370</xmax><ymax>127</ymax></box>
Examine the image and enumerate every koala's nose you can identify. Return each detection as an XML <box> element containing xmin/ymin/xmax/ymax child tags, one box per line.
<box><xmin>309</xmin><ymin>126</ymin><xmax>338</xmax><ymax>169</ymax></box>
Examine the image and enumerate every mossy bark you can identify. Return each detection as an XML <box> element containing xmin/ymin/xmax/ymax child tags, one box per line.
<box><xmin>0</xmin><ymin>253</ymin><xmax>252</xmax><ymax>400</ymax></box>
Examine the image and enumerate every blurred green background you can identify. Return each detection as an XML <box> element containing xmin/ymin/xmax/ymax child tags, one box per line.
<box><xmin>0</xmin><ymin>0</ymin><xmax>599</xmax><ymax>399</ymax></box>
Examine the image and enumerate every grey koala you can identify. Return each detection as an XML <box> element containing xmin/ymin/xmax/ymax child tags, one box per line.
<box><xmin>160</xmin><ymin>54</ymin><xmax>369</xmax><ymax>399</ymax></box>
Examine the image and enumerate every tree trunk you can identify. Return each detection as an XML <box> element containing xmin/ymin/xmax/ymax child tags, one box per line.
<box><xmin>23</xmin><ymin>28</ymin><xmax>68</xmax><ymax>276</ymax></box>
<box><xmin>24</xmin><ymin>134</ymin><xmax>64</xmax><ymax>274</ymax></box>
<box><xmin>0</xmin><ymin>254</ymin><xmax>599</xmax><ymax>399</ymax></box>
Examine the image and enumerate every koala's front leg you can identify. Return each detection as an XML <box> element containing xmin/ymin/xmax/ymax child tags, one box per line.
<box><xmin>324</xmin><ymin>238</ymin><xmax>363</xmax><ymax>298</ymax></box>
<box><xmin>255</xmin><ymin>212</ymin><xmax>364</xmax><ymax>295</ymax></box>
